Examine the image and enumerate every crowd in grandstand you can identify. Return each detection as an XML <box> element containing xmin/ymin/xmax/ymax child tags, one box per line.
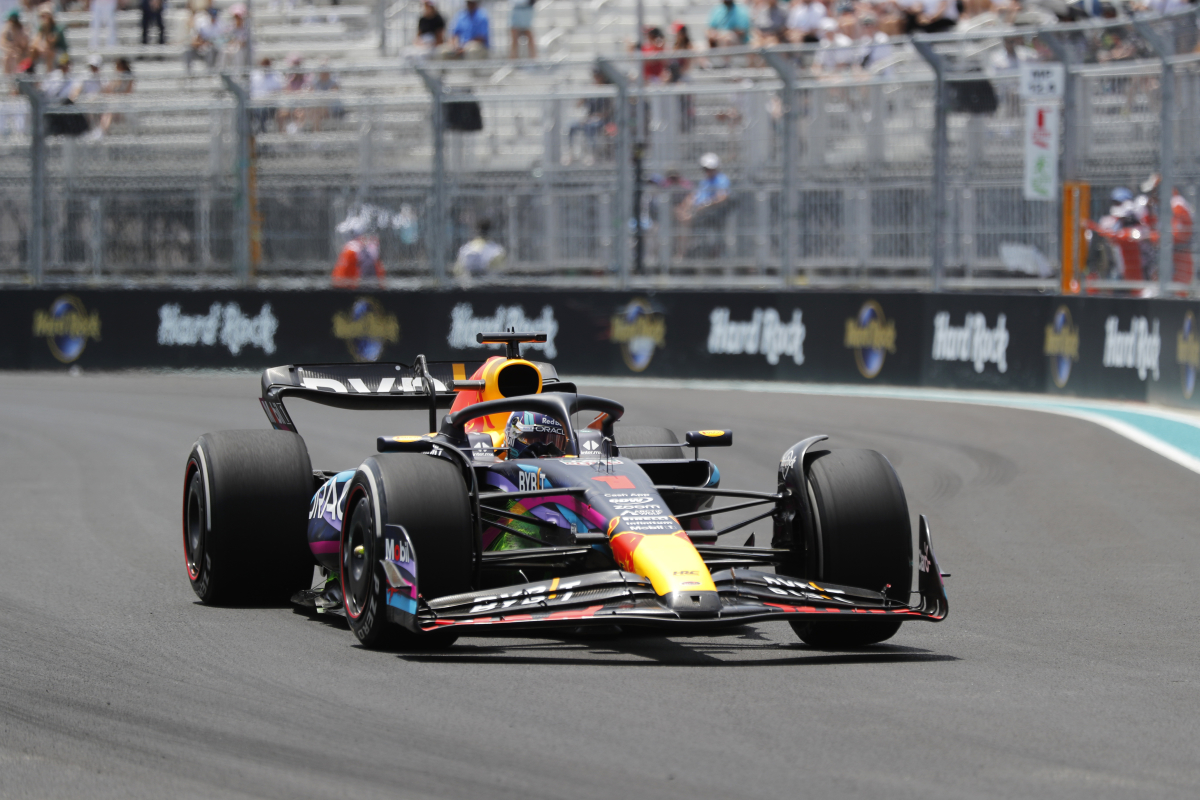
<box><xmin>1</xmin><ymin>0</ymin><xmax>1196</xmax><ymax>90</ymax></box>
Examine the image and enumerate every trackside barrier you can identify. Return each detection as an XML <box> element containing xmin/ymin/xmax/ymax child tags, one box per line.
<box><xmin>3</xmin><ymin>289</ymin><xmax>1198</xmax><ymax>410</ymax></box>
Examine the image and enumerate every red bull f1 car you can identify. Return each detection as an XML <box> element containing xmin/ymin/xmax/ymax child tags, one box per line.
<box><xmin>182</xmin><ymin>332</ymin><xmax>948</xmax><ymax>649</ymax></box>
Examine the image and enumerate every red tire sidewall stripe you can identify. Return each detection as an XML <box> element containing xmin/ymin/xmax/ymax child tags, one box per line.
<box><xmin>183</xmin><ymin>456</ymin><xmax>202</xmax><ymax>582</ymax></box>
<box><xmin>341</xmin><ymin>482</ymin><xmax>371</xmax><ymax>621</ymax></box>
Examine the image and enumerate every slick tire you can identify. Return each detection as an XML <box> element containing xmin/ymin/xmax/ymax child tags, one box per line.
<box><xmin>341</xmin><ymin>453</ymin><xmax>472</xmax><ymax>650</ymax></box>
<box><xmin>183</xmin><ymin>430</ymin><xmax>314</xmax><ymax>605</ymax></box>
<box><xmin>616</xmin><ymin>426</ymin><xmax>683</xmax><ymax>460</ymax></box>
<box><xmin>787</xmin><ymin>449</ymin><xmax>912</xmax><ymax>648</ymax></box>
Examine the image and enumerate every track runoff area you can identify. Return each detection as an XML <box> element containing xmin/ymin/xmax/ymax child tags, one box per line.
<box><xmin>2</xmin><ymin>371</ymin><xmax>1200</xmax><ymax>799</ymax></box>
<box><xmin>585</xmin><ymin>376</ymin><xmax>1200</xmax><ymax>476</ymax></box>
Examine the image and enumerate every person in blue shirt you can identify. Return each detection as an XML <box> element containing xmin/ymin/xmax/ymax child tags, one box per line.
<box><xmin>674</xmin><ymin>152</ymin><xmax>732</xmax><ymax>256</ymax></box>
<box><xmin>448</xmin><ymin>0</ymin><xmax>489</xmax><ymax>58</ymax></box>
<box><xmin>707</xmin><ymin>0</ymin><xmax>750</xmax><ymax>48</ymax></box>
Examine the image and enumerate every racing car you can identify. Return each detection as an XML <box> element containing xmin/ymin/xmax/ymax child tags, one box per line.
<box><xmin>182</xmin><ymin>332</ymin><xmax>948</xmax><ymax>649</ymax></box>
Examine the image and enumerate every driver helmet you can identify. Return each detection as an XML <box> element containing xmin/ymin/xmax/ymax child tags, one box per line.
<box><xmin>505</xmin><ymin>412</ymin><xmax>570</xmax><ymax>458</ymax></box>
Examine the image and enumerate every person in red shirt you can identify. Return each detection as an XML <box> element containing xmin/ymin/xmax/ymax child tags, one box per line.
<box><xmin>331</xmin><ymin>223</ymin><xmax>385</xmax><ymax>288</ymax></box>
<box><xmin>1170</xmin><ymin>189</ymin><xmax>1194</xmax><ymax>287</ymax></box>
<box><xmin>1139</xmin><ymin>173</ymin><xmax>1195</xmax><ymax>287</ymax></box>
<box><xmin>642</xmin><ymin>27</ymin><xmax>667</xmax><ymax>82</ymax></box>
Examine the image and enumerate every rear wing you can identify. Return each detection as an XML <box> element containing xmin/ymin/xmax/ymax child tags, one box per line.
<box><xmin>260</xmin><ymin>357</ymin><xmax>568</xmax><ymax>433</ymax></box>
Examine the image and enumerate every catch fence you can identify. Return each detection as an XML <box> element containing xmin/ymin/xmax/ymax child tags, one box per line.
<box><xmin>4</xmin><ymin>8</ymin><xmax>1200</xmax><ymax>292</ymax></box>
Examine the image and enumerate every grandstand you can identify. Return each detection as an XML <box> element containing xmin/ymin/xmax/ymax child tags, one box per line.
<box><xmin>0</xmin><ymin>2</ymin><xmax>1196</xmax><ymax>287</ymax></box>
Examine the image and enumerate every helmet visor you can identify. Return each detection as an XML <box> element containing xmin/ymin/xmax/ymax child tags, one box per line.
<box><xmin>507</xmin><ymin>413</ymin><xmax>570</xmax><ymax>458</ymax></box>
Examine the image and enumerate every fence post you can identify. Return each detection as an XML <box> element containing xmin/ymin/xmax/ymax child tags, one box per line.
<box><xmin>1042</xmin><ymin>33</ymin><xmax>1076</xmax><ymax>183</ymax></box>
<box><xmin>220</xmin><ymin>74</ymin><xmax>252</xmax><ymax>282</ymax></box>
<box><xmin>378</xmin><ymin>0</ymin><xmax>388</xmax><ymax>55</ymax></box>
<box><xmin>416</xmin><ymin>66</ymin><xmax>449</xmax><ymax>286</ymax></box>
<box><xmin>17</xmin><ymin>80</ymin><xmax>44</xmax><ymax>284</ymax></box>
<box><xmin>913</xmin><ymin>37</ymin><xmax>947</xmax><ymax>292</ymax></box>
<box><xmin>1133</xmin><ymin>18</ymin><xmax>1176</xmax><ymax>291</ymax></box>
<box><xmin>763</xmin><ymin>49</ymin><xmax>797</xmax><ymax>286</ymax></box>
<box><xmin>596</xmin><ymin>58</ymin><xmax>631</xmax><ymax>287</ymax></box>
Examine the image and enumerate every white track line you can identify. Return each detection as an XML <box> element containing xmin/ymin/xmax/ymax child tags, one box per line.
<box><xmin>576</xmin><ymin>376</ymin><xmax>1200</xmax><ymax>477</ymax></box>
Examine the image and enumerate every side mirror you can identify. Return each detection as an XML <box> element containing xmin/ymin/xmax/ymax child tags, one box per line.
<box><xmin>685</xmin><ymin>430</ymin><xmax>732</xmax><ymax>448</ymax></box>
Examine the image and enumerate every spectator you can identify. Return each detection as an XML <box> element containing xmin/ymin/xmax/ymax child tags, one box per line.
<box><xmin>510</xmin><ymin>0</ymin><xmax>535</xmax><ymax>58</ymax></box>
<box><xmin>415</xmin><ymin>0</ymin><xmax>445</xmax><ymax>51</ymax></box>
<box><xmin>987</xmin><ymin>35</ymin><xmax>1031</xmax><ymax>74</ymax></box>
<box><xmin>816</xmin><ymin>16</ymin><xmax>856</xmax><ymax>72</ymax></box>
<box><xmin>858</xmin><ymin>14</ymin><xmax>893</xmax><ymax>73</ymax></box>
<box><xmin>183</xmin><ymin>6</ymin><xmax>219</xmax><ymax>74</ymax></box>
<box><xmin>141</xmin><ymin>0</ymin><xmax>166</xmax><ymax>45</ymax></box>
<box><xmin>960</xmin><ymin>0</ymin><xmax>993</xmax><ymax>18</ymax></box>
<box><xmin>752</xmin><ymin>0</ymin><xmax>788</xmax><ymax>45</ymax></box>
<box><xmin>1141</xmin><ymin>173</ymin><xmax>1196</xmax><ymax>286</ymax></box>
<box><xmin>674</xmin><ymin>152</ymin><xmax>731</xmax><ymax>255</ymax></box>
<box><xmin>95</xmin><ymin>54</ymin><xmax>131</xmax><ymax>134</ymax></box>
<box><xmin>278</xmin><ymin>54</ymin><xmax>306</xmax><ymax>133</ymax></box>
<box><xmin>642</xmin><ymin>26</ymin><xmax>667</xmax><ymax>82</ymax></box>
<box><xmin>3</xmin><ymin>10</ymin><xmax>30</xmax><ymax>75</ymax></box>
<box><xmin>221</xmin><ymin>4</ymin><xmax>250</xmax><ymax>68</ymax></box>
<box><xmin>444</xmin><ymin>0</ymin><xmax>489</xmax><ymax>59</ymax></box>
<box><xmin>707</xmin><ymin>0</ymin><xmax>751</xmax><ymax>48</ymax></box>
<box><xmin>249</xmin><ymin>57</ymin><xmax>282</xmax><ymax>133</ymax></box>
<box><xmin>567</xmin><ymin>68</ymin><xmax>613</xmax><ymax>164</ymax></box>
<box><xmin>1169</xmin><ymin>187</ymin><xmax>1194</xmax><ymax>287</ymax></box>
<box><xmin>454</xmin><ymin>219</ymin><xmax>505</xmax><ymax>283</ymax></box>
<box><xmin>332</xmin><ymin>222</ymin><xmax>386</xmax><ymax>288</ymax></box>
<box><xmin>105</xmin><ymin>55</ymin><xmax>133</xmax><ymax>93</ymax></box>
<box><xmin>668</xmin><ymin>22</ymin><xmax>693</xmax><ymax>82</ymax></box>
<box><xmin>30</xmin><ymin>5</ymin><xmax>67</xmax><ymax>72</ymax></box>
<box><xmin>42</xmin><ymin>52</ymin><xmax>78</xmax><ymax>102</ymax></box>
<box><xmin>785</xmin><ymin>0</ymin><xmax>825</xmax><ymax>43</ymax></box>
<box><xmin>89</xmin><ymin>0</ymin><xmax>117</xmax><ymax>51</ymax></box>
<box><xmin>81</xmin><ymin>53</ymin><xmax>103</xmax><ymax>95</ymax></box>
<box><xmin>307</xmin><ymin>60</ymin><xmax>341</xmax><ymax>131</ymax></box>
<box><xmin>905</xmin><ymin>0</ymin><xmax>958</xmax><ymax>33</ymax></box>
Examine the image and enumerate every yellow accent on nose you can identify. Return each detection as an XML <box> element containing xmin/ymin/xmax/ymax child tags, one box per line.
<box><xmin>627</xmin><ymin>534</ymin><xmax>716</xmax><ymax>596</ymax></box>
<box><xmin>700</xmin><ymin>430</ymin><xmax>725</xmax><ymax>436</ymax></box>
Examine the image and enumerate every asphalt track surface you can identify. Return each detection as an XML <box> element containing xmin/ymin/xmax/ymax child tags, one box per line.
<box><xmin>2</xmin><ymin>372</ymin><xmax>1200</xmax><ymax>800</ymax></box>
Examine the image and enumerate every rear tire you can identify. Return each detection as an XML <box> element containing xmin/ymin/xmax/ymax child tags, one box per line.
<box><xmin>786</xmin><ymin>449</ymin><xmax>912</xmax><ymax>647</ymax></box>
<box><xmin>617</xmin><ymin>426</ymin><xmax>683</xmax><ymax>460</ymax></box>
<box><xmin>183</xmin><ymin>430</ymin><xmax>314</xmax><ymax>605</ymax></box>
<box><xmin>341</xmin><ymin>453</ymin><xmax>473</xmax><ymax>649</ymax></box>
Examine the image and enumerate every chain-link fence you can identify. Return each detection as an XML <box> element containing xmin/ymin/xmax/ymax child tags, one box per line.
<box><xmin>7</xmin><ymin>7</ymin><xmax>1200</xmax><ymax>292</ymax></box>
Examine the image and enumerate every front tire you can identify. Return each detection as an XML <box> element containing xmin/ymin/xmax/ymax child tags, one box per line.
<box><xmin>341</xmin><ymin>453</ymin><xmax>473</xmax><ymax>649</ymax></box>
<box><xmin>786</xmin><ymin>448</ymin><xmax>912</xmax><ymax>647</ymax></box>
<box><xmin>183</xmin><ymin>430</ymin><xmax>314</xmax><ymax>605</ymax></box>
<box><xmin>617</xmin><ymin>425</ymin><xmax>683</xmax><ymax>460</ymax></box>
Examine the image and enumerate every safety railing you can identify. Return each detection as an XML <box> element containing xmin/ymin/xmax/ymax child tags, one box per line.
<box><xmin>3</xmin><ymin>6</ymin><xmax>1198</xmax><ymax>294</ymax></box>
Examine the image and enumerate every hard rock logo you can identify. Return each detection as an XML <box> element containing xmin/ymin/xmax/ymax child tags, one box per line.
<box><xmin>332</xmin><ymin>297</ymin><xmax>400</xmax><ymax>362</ymax></box>
<box><xmin>32</xmin><ymin>295</ymin><xmax>101</xmax><ymax>363</ymax></box>
<box><xmin>843</xmin><ymin>300</ymin><xmax>896</xmax><ymax>379</ymax></box>
<box><xmin>1043</xmin><ymin>305</ymin><xmax>1079</xmax><ymax>389</ymax></box>
<box><xmin>1177</xmin><ymin>311</ymin><xmax>1198</xmax><ymax>400</ymax></box>
<box><xmin>611</xmin><ymin>298</ymin><xmax>666</xmax><ymax>372</ymax></box>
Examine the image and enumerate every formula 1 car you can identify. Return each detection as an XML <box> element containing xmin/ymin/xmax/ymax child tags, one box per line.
<box><xmin>182</xmin><ymin>332</ymin><xmax>948</xmax><ymax>649</ymax></box>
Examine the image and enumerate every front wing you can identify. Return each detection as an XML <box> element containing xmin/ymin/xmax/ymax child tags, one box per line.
<box><xmin>405</xmin><ymin>517</ymin><xmax>949</xmax><ymax>633</ymax></box>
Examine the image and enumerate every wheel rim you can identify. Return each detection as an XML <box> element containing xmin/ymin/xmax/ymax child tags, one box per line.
<box><xmin>185</xmin><ymin>469</ymin><xmax>205</xmax><ymax>580</ymax></box>
<box><xmin>343</xmin><ymin>495</ymin><xmax>372</xmax><ymax>618</ymax></box>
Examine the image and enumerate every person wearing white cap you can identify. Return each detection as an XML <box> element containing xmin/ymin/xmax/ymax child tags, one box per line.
<box><xmin>674</xmin><ymin>152</ymin><xmax>731</xmax><ymax>256</ymax></box>
<box><xmin>81</xmin><ymin>54</ymin><xmax>104</xmax><ymax>96</ymax></box>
